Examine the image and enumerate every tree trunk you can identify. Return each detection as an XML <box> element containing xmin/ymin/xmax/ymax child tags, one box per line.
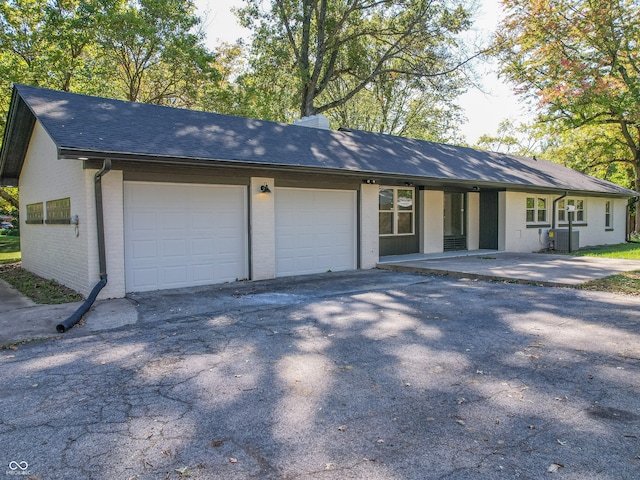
<box><xmin>300</xmin><ymin>86</ymin><xmax>317</xmax><ymax>117</ymax></box>
<box><xmin>0</xmin><ymin>188</ymin><xmax>19</xmax><ymax>209</ymax></box>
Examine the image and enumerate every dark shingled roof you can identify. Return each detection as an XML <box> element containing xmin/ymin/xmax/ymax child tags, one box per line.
<box><xmin>1</xmin><ymin>84</ymin><xmax>636</xmax><ymax>196</ymax></box>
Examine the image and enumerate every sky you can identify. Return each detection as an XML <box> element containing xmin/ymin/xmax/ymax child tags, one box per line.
<box><xmin>194</xmin><ymin>0</ymin><xmax>532</xmax><ymax>144</ymax></box>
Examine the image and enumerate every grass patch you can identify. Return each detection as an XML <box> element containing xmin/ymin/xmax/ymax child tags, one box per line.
<box><xmin>578</xmin><ymin>271</ymin><xmax>640</xmax><ymax>296</ymax></box>
<box><xmin>573</xmin><ymin>241</ymin><xmax>640</xmax><ymax>260</ymax></box>
<box><xmin>0</xmin><ymin>235</ymin><xmax>20</xmax><ymax>264</ymax></box>
<box><xmin>569</xmin><ymin>242</ymin><xmax>640</xmax><ymax>294</ymax></box>
<box><xmin>0</xmin><ymin>263</ymin><xmax>83</xmax><ymax>304</ymax></box>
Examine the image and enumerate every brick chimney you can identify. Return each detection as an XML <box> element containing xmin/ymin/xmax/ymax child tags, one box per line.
<box><xmin>293</xmin><ymin>114</ymin><xmax>330</xmax><ymax>129</ymax></box>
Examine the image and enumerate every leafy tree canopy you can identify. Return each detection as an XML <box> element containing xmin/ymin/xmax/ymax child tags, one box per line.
<box><xmin>493</xmin><ymin>0</ymin><xmax>640</xmax><ymax>189</ymax></box>
<box><xmin>237</xmin><ymin>0</ymin><xmax>476</xmax><ymax>123</ymax></box>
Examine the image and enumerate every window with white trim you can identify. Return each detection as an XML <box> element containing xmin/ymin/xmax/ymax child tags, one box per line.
<box><xmin>557</xmin><ymin>198</ymin><xmax>585</xmax><ymax>223</ymax></box>
<box><xmin>379</xmin><ymin>187</ymin><xmax>414</xmax><ymax>236</ymax></box>
<box><xmin>526</xmin><ymin>196</ymin><xmax>548</xmax><ymax>224</ymax></box>
<box><xmin>605</xmin><ymin>201</ymin><xmax>612</xmax><ymax>229</ymax></box>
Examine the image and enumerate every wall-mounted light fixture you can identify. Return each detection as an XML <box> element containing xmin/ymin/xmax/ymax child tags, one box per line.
<box><xmin>472</xmin><ymin>186</ymin><xmax>480</xmax><ymax>191</ymax></box>
<box><xmin>364</xmin><ymin>179</ymin><xmax>376</xmax><ymax>184</ymax></box>
<box><xmin>260</xmin><ymin>184</ymin><xmax>272</xmax><ymax>193</ymax></box>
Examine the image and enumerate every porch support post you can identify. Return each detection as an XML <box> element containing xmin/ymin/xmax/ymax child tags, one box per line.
<box><xmin>422</xmin><ymin>190</ymin><xmax>444</xmax><ymax>253</ymax></box>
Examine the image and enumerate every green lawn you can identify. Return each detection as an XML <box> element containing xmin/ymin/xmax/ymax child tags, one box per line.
<box><xmin>0</xmin><ymin>235</ymin><xmax>83</xmax><ymax>303</ymax></box>
<box><xmin>0</xmin><ymin>235</ymin><xmax>21</xmax><ymax>263</ymax></box>
<box><xmin>573</xmin><ymin>241</ymin><xmax>640</xmax><ymax>260</ymax></box>
<box><xmin>574</xmin><ymin>241</ymin><xmax>640</xmax><ymax>295</ymax></box>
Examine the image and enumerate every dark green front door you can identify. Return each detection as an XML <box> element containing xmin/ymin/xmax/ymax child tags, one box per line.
<box><xmin>479</xmin><ymin>191</ymin><xmax>499</xmax><ymax>250</ymax></box>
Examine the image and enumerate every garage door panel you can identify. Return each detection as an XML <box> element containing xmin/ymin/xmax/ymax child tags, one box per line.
<box><xmin>132</xmin><ymin>268</ymin><xmax>158</xmax><ymax>290</ymax></box>
<box><xmin>130</xmin><ymin>240</ymin><xmax>157</xmax><ymax>259</ymax></box>
<box><xmin>192</xmin><ymin>238</ymin><xmax>214</xmax><ymax>256</ymax></box>
<box><xmin>125</xmin><ymin>182</ymin><xmax>248</xmax><ymax>292</ymax></box>
<box><xmin>191</xmin><ymin>212</ymin><xmax>214</xmax><ymax>229</ymax></box>
<box><xmin>276</xmin><ymin>188</ymin><xmax>356</xmax><ymax>277</ymax></box>
<box><xmin>163</xmin><ymin>266</ymin><xmax>187</xmax><ymax>286</ymax></box>
<box><xmin>130</xmin><ymin>212</ymin><xmax>158</xmax><ymax>231</ymax></box>
<box><xmin>163</xmin><ymin>239</ymin><xmax>186</xmax><ymax>257</ymax></box>
<box><xmin>192</xmin><ymin>264</ymin><xmax>215</xmax><ymax>282</ymax></box>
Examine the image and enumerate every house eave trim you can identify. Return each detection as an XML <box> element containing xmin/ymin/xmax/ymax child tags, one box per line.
<box><xmin>62</xmin><ymin>149</ymin><xmax>638</xmax><ymax>198</ymax></box>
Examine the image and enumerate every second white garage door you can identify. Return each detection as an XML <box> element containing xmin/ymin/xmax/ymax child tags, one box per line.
<box><xmin>124</xmin><ymin>182</ymin><xmax>248</xmax><ymax>292</ymax></box>
<box><xmin>275</xmin><ymin>188</ymin><xmax>357</xmax><ymax>276</ymax></box>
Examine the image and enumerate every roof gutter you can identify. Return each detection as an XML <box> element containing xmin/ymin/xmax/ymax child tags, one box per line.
<box><xmin>56</xmin><ymin>159</ymin><xmax>111</xmax><ymax>333</ymax></box>
<box><xmin>552</xmin><ymin>191</ymin><xmax>568</xmax><ymax>229</ymax></box>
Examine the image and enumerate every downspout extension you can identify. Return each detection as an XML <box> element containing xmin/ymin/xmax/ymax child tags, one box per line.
<box><xmin>56</xmin><ymin>159</ymin><xmax>111</xmax><ymax>333</ymax></box>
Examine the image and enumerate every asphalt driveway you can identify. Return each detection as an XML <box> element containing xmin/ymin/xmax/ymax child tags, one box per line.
<box><xmin>1</xmin><ymin>270</ymin><xmax>639</xmax><ymax>479</ymax></box>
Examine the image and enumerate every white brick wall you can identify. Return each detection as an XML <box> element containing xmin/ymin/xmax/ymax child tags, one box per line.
<box><xmin>19</xmin><ymin>123</ymin><xmax>128</xmax><ymax>298</ymax></box>
<box><xmin>421</xmin><ymin>190</ymin><xmax>444</xmax><ymax>253</ymax></box>
<box><xmin>467</xmin><ymin>192</ymin><xmax>480</xmax><ymax>250</ymax></box>
<box><xmin>250</xmin><ymin>177</ymin><xmax>276</xmax><ymax>280</ymax></box>
<box><xmin>17</xmin><ymin>122</ymin><xmax>632</xmax><ymax>297</ymax></box>
<box><xmin>502</xmin><ymin>191</ymin><xmax>628</xmax><ymax>252</ymax></box>
<box><xmin>359</xmin><ymin>183</ymin><xmax>379</xmax><ymax>268</ymax></box>
<box><xmin>577</xmin><ymin>197</ymin><xmax>627</xmax><ymax>248</ymax></box>
<box><xmin>99</xmin><ymin>170</ymin><xmax>125</xmax><ymax>299</ymax></box>
<box><xmin>19</xmin><ymin>121</ymin><xmax>92</xmax><ymax>295</ymax></box>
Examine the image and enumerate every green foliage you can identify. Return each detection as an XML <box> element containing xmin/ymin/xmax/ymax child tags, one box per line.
<box><xmin>533</xmin><ymin>122</ymin><xmax>635</xmax><ymax>189</ymax></box>
<box><xmin>0</xmin><ymin>187</ymin><xmax>18</xmax><ymax>211</ymax></box>
<box><xmin>323</xmin><ymin>70</ymin><xmax>467</xmax><ymax>142</ymax></box>
<box><xmin>0</xmin><ymin>235</ymin><xmax>20</xmax><ymax>263</ymax></box>
<box><xmin>0</xmin><ymin>263</ymin><xmax>83</xmax><ymax>303</ymax></box>
<box><xmin>97</xmin><ymin>0</ymin><xmax>219</xmax><ymax>106</ymax></box>
<box><xmin>493</xmin><ymin>0</ymin><xmax>640</xmax><ymax>190</ymax></box>
<box><xmin>475</xmin><ymin>119</ymin><xmax>543</xmax><ymax>156</ymax></box>
<box><xmin>574</xmin><ymin>242</ymin><xmax>640</xmax><ymax>260</ymax></box>
<box><xmin>578</xmin><ymin>270</ymin><xmax>640</xmax><ymax>295</ymax></box>
<box><xmin>237</xmin><ymin>0</ymin><xmax>476</xmax><ymax>134</ymax></box>
<box><xmin>0</xmin><ymin>0</ymin><xmax>221</xmax><ymax>135</ymax></box>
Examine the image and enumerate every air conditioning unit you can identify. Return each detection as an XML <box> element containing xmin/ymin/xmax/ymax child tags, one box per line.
<box><xmin>549</xmin><ymin>229</ymin><xmax>579</xmax><ymax>252</ymax></box>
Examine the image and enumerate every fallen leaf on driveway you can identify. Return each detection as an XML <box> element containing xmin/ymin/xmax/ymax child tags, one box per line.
<box><xmin>548</xmin><ymin>463</ymin><xmax>564</xmax><ymax>473</ymax></box>
<box><xmin>175</xmin><ymin>466</ymin><xmax>191</xmax><ymax>477</ymax></box>
<box><xmin>557</xmin><ymin>439</ymin><xmax>568</xmax><ymax>446</ymax></box>
<box><xmin>337</xmin><ymin>425</ymin><xmax>346</xmax><ymax>431</ymax></box>
<box><xmin>229</xmin><ymin>457</ymin><xmax>238</xmax><ymax>463</ymax></box>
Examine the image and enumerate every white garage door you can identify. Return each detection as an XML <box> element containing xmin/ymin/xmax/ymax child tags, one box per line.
<box><xmin>124</xmin><ymin>182</ymin><xmax>248</xmax><ymax>292</ymax></box>
<box><xmin>275</xmin><ymin>188</ymin><xmax>357</xmax><ymax>277</ymax></box>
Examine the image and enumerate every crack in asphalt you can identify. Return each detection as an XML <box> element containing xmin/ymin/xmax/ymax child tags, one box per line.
<box><xmin>2</xmin><ymin>272</ymin><xmax>640</xmax><ymax>479</ymax></box>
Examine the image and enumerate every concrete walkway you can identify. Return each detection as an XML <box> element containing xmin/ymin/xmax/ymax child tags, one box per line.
<box><xmin>378</xmin><ymin>251</ymin><xmax>640</xmax><ymax>286</ymax></box>
<box><xmin>0</xmin><ymin>279</ymin><xmax>138</xmax><ymax>347</ymax></box>
<box><xmin>2</xmin><ymin>250</ymin><xmax>640</xmax><ymax>346</ymax></box>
